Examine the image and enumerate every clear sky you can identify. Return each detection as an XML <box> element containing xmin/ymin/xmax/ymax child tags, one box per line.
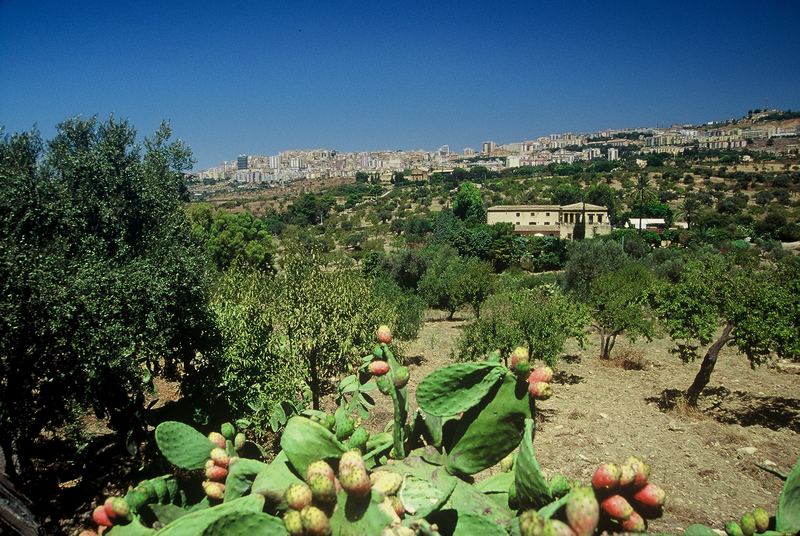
<box><xmin>2</xmin><ymin>0</ymin><xmax>799</xmax><ymax>169</ymax></box>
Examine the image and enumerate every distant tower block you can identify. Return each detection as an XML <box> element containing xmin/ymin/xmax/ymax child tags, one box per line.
<box><xmin>608</xmin><ymin>147</ymin><xmax>619</xmax><ymax>161</ymax></box>
<box><xmin>482</xmin><ymin>141</ymin><xmax>496</xmax><ymax>154</ymax></box>
<box><xmin>237</xmin><ymin>154</ymin><xmax>249</xmax><ymax>170</ymax></box>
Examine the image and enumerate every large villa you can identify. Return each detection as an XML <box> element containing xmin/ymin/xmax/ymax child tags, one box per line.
<box><xmin>486</xmin><ymin>203</ymin><xmax>612</xmax><ymax>239</ymax></box>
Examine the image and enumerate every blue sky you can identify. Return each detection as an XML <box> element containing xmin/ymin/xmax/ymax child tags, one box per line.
<box><xmin>2</xmin><ymin>0</ymin><xmax>799</xmax><ymax>169</ymax></box>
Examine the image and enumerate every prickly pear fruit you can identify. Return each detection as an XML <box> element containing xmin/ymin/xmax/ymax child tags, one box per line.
<box><xmin>306</xmin><ymin>460</ymin><xmax>335</xmax><ymax>483</ymax></box>
<box><xmin>207</xmin><ymin>431</ymin><xmax>226</xmax><ymax>449</ymax></box>
<box><xmin>347</xmin><ymin>426</ymin><xmax>369</xmax><ymax>452</ymax></box>
<box><xmin>308</xmin><ymin>474</ymin><xmax>337</xmax><ymax>503</ymax></box>
<box><xmin>340</xmin><ymin>466</ymin><xmax>371</xmax><ymax>497</ymax></box>
<box><xmin>549</xmin><ymin>474</ymin><xmax>571</xmax><ymax>497</ymax></box>
<box><xmin>752</xmin><ymin>507</ymin><xmax>769</xmax><ymax>533</ymax></box>
<box><xmin>600</xmin><ymin>494</ymin><xmax>634</xmax><ymax>521</ymax></box>
<box><xmin>300</xmin><ymin>505</ymin><xmax>331</xmax><ymax>536</ymax></box>
<box><xmin>389</xmin><ymin>495</ymin><xmax>404</xmax><ymax>517</ymax></box>
<box><xmin>500</xmin><ymin>452</ymin><xmax>514</xmax><ymax>472</ymax></box>
<box><xmin>92</xmin><ymin>505</ymin><xmax>113</xmax><ymax>527</ymax></box>
<box><xmin>284</xmin><ymin>483</ymin><xmax>313</xmax><ymax>510</ymax></box>
<box><xmin>528</xmin><ymin>381</ymin><xmax>553</xmax><ymax>400</ymax></box>
<box><xmin>740</xmin><ymin>513</ymin><xmax>756</xmax><ymax>536</ymax></box>
<box><xmin>725</xmin><ymin>521</ymin><xmax>744</xmax><ymax>536</ymax></box>
<box><xmin>368</xmin><ymin>360</ymin><xmax>390</xmax><ymax>376</ymax></box>
<box><xmin>205</xmin><ymin>464</ymin><xmax>228</xmax><ymax>482</ymax></box>
<box><xmin>528</xmin><ymin>366</ymin><xmax>554</xmax><ymax>384</ymax></box>
<box><xmin>626</xmin><ymin>456</ymin><xmax>650</xmax><ymax>488</ymax></box>
<box><xmin>283</xmin><ymin>509</ymin><xmax>304</xmax><ymax>535</ymax></box>
<box><xmin>376</xmin><ymin>374</ymin><xmax>392</xmax><ymax>394</ymax></box>
<box><xmin>618</xmin><ymin>462</ymin><xmax>636</xmax><ymax>487</ymax></box>
<box><xmin>519</xmin><ymin>509</ymin><xmax>545</xmax><ymax>536</ymax></box>
<box><xmin>592</xmin><ymin>462</ymin><xmax>621</xmax><ymax>491</ymax></box>
<box><xmin>546</xmin><ymin>519</ymin><xmax>576</xmax><ymax>536</ymax></box>
<box><xmin>565</xmin><ymin>486</ymin><xmax>599</xmax><ymax>536</ymax></box>
<box><xmin>373</xmin><ymin>344</ymin><xmax>384</xmax><ymax>359</ymax></box>
<box><xmin>377</xmin><ymin>325</ymin><xmax>393</xmax><ymax>344</ymax></box>
<box><xmin>393</xmin><ymin>366</ymin><xmax>409</xmax><ymax>388</ymax></box>
<box><xmin>512</xmin><ymin>360</ymin><xmax>532</xmax><ymax>378</ymax></box>
<box><xmin>220</xmin><ymin>422</ymin><xmax>235</xmax><ymax>440</ymax></box>
<box><xmin>323</xmin><ymin>413</ymin><xmax>336</xmax><ymax>431</ymax></box>
<box><xmin>370</xmin><ymin>470</ymin><xmax>403</xmax><ymax>495</ymax></box>
<box><xmin>203</xmin><ymin>481</ymin><xmax>225</xmax><ymax>500</ymax></box>
<box><xmin>209</xmin><ymin>447</ymin><xmax>229</xmax><ymax>467</ymax></box>
<box><xmin>511</xmin><ymin>346</ymin><xmax>529</xmax><ymax>368</ymax></box>
<box><xmin>620</xmin><ymin>511</ymin><xmax>647</xmax><ymax>533</ymax></box>
<box><xmin>335</xmin><ymin>417</ymin><xmax>355</xmax><ymax>441</ymax></box>
<box><xmin>103</xmin><ymin>497</ymin><xmax>131</xmax><ymax>523</ymax></box>
<box><xmin>632</xmin><ymin>482</ymin><xmax>665</xmax><ymax>508</ymax></box>
<box><xmin>234</xmin><ymin>432</ymin><xmax>246</xmax><ymax>450</ymax></box>
<box><xmin>339</xmin><ymin>449</ymin><xmax>366</xmax><ymax>472</ymax></box>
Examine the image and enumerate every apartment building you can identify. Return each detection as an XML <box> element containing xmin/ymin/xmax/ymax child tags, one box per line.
<box><xmin>486</xmin><ymin>203</ymin><xmax>612</xmax><ymax>239</ymax></box>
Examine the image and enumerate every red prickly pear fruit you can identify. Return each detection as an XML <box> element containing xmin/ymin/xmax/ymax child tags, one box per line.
<box><xmin>752</xmin><ymin>507</ymin><xmax>769</xmax><ymax>533</ymax></box>
<box><xmin>203</xmin><ymin>481</ymin><xmax>225</xmax><ymax>500</ymax></box>
<box><xmin>592</xmin><ymin>462</ymin><xmax>621</xmax><ymax>491</ymax></box>
<box><xmin>234</xmin><ymin>432</ymin><xmax>246</xmax><ymax>450</ymax></box>
<box><xmin>600</xmin><ymin>494</ymin><xmax>634</xmax><ymax>521</ymax></box>
<box><xmin>621</xmin><ymin>511</ymin><xmax>647</xmax><ymax>533</ymax></box>
<box><xmin>618</xmin><ymin>462</ymin><xmax>636</xmax><ymax>487</ymax></box>
<box><xmin>92</xmin><ymin>505</ymin><xmax>113</xmax><ymax>527</ymax></box>
<box><xmin>308</xmin><ymin>474</ymin><xmax>337</xmax><ymax>503</ymax></box>
<box><xmin>103</xmin><ymin>497</ymin><xmax>131</xmax><ymax>523</ymax></box>
<box><xmin>300</xmin><ymin>505</ymin><xmax>331</xmax><ymax>536</ymax></box>
<box><xmin>510</xmin><ymin>346</ymin><xmax>529</xmax><ymax>368</ymax></box>
<box><xmin>339</xmin><ymin>449</ymin><xmax>366</xmax><ymax>472</ymax></box>
<box><xmin>376</xmin><ymin>325</ymin><xmax>393</xmax><ymax>344</ymax></box>
<box><xmin>209</xmin><ymin>447</ymin><xmax>229</xmax><ymax>467</ymax></box>
<box><xmin>632</xmin><ymin>482</ymin><xmax>665</xmax><ymax>508</ymax></box>
<box><xmin>626</xmin><ymin>456</ymin><xmax>650</xmax><ymax>488</ymax></box>
<box><xmin>565</xmin><ymin>486</ymin><xmax>599</xmax><ymax>536</ymax></box>
<box><xmin>207</xmin><ymin>431</ymin><xmax>226</xmax><ymax>449</ymax></box>
<box><xmin>368</xmin><ymin>360</ymin><xmax>390</xmax><ymax>376</ymax></box>
<box><xmin>220</xmin><ymin>422</ymin><xmax>235</xmax><ymax>440</ymax></box>
<box><xmin>339</xmin><ymin>466</ymin><xmax>371</xmax><ymax>497</ymax></box>
<box><xmin>390</xmin><ymin>495</ymin><xmax>405</xmax><ymax>517</ymax></box>
<box><xmin>305</xmin><ymin>460</ymin><xmax>335</xmax><ymax>483</ymax></box>
<box><xmin>284</xmin><ymin>483</ymin><xmax>313</xmax><ymax>510</ymax></box>
<box><xmin>283</xmin><ymin>509</ymin><xmax>304</xmax><ymax>535</ymax></box>
<box><xmin>545</xmin><ymin>519</ymin><xmax>576</xmax><ymax>536</ymax></box>
<box><xmin>205</xmin><ymin>459</ymin><xmax>215</xmax><ymax>469</ymax></box>
<box><xmin>528</xmin><ymin>366</ymin><xmax>554</xmax><ymax>384</ymax></box>
<box><xmin>528</xmin><ymin>381</ymin><xmax>553</xmax><ymax>400</ymax></box>
<box><xmin>334</xmin><ymin>476</ymin><xmax>342</xmax><ymax>493</ymax></box>
<box><xmin>393</xmin><ymin>366</ymin><xmax>409</xmax><ymax>388</ymax></box>
<box><xmin>205</xmin><ymin>464</ymin><xmax>228</xmax><ymax>482</ymax></box>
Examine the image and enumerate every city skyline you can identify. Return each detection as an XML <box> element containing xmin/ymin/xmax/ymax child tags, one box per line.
<box><xmin>2</xmin><ymin>0</ymin><xmax>800</xmax><ymax>169</ymax></box>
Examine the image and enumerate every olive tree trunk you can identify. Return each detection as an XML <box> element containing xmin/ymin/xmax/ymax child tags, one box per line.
<box><xmin>685</xmin><ymin>322</ymin><xmax>735</xmax><ymax>406</ymax></box>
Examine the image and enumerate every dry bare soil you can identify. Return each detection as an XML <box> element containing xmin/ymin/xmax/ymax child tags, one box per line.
<box><xmin>367</xmin><ymin>311</ymin><xmax>800</xmax><ymax>534</ymax></box>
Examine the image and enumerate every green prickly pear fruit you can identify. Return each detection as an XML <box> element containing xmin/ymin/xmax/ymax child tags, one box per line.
<box><xmin>92</xmin><ymin>505</ymin><xmax>113</xmax><ymax>527</ymax></box>
<box><xmin>625</xmin><ymin>456</ymin><xmax>650</xmax><ymax>487</ymax></box>
<box><xmin>512</xmin><ymin>360</ymin><xmax>532</xmax><ymax>379</ymax></box>
<box><xmin>565</xmin><ymin>486</ymin><xmax>599</xmax><ymax>536</ymax></box>
<box><xmin>519</xmin><ymin>509</ymin><xmax>545</xmax><ymax>536</ymax></box>
<box><xmin>740</xmin><ymin>513</ymin><xmax>756</xmax><ymax>536</ymax></box>
<box><xmin>323</xmin><ymin>413</ymin><xmax>336</xmax><ymax>431</ymax></box>
<box><xmin>340</xmin><ymin>466</ymin><xmax>371</xmax><ymax>497</ymax></box>
<box><xmin>123</xmin><ymin>490</ymin><xmax>148</xmax><ymax>511</ymax></box>
<box><xmin>632</xmin><ymin>482</ymin><xmax>665</xmax><ymax>508</ymax></box>
<box><xmin>335</xmin><ymin>416</ymin><xmax>355</xmax><ymax>441</ymax></box>
<box><xmin>620</xmin><ymin>511</ymin><xmax>647</xmax><ymax>533</ymax></box>
<box><xmin>220</xmin><ymin>422</ymin><xmax>235</xmax><ymax>440</ymax></box>
<box><xmin>103</xmin><ymin>497</ymin><xmax>131</xmax><ymax>523</ymax></box>
<box><xmin>339</xmin><ymin>449</ymin><xmax>366</xmax><ymax>472</ymax></box>
<box><xmin>393</xmin><ymin>366</ymin><xmax>409</xmax><ymax>388</ymax></box>
<box><xmin>283</xmin><ymin>509</ymin><xmax>304</xmax><ymax>535</ymax></box>
<box><xmin>373</xmin><ymin>344</ymin><xmax>384</xmax><ymax>359</ymax></box>
<box><xmin>347</xmin><ymin>426</ymin><xmax>369</xmax><ymax>452</ymax></box>
<box><xmin>370</xmin><ymin>470</ymin><xmax>403</xmax><ymax>495</ymax></box>
<box><xmin>510</xmin><ymin>346</ymin><xmax>529</xmax><ymax>368</ymax></box>
<box><xmin>725</xmin><ymin>521</ymin><xmax>744</xmax><ymax>536</ymax></box>
<box><xmin>592</xmin><ymin>462</ymin><xmax>621</xmax><ymax>491</ymax></box>
<box><xmin>284</xmin><ymin>483</ymin><xmax>313</xmax><ymax>510</ymax></box>
<box><xmin>202</xmin><ymin>481</ymin><xmax>225</xmax><ymax>500</ymax></box>
<box><xmin>376</xmin><ymin>325</ymin><xmax>392</xmax><ymax>344</ymax></box>
<box><xmin>600</xmin><ymin>494</ymin><xmax>633</xmax><ymax>521</ymax></box>
<box><xmin>234</xmin><ymin>432</ymin><xmax>246</xmax><ymax>450</ymax></box>
<box><xmin>207</xmin><ymin>431</ymin><xmax>226</xmax><ymax>449</ymax></box>
<box><xmin>368</xmin><ymin>360</ymin><xmax>390</xmax><ymax>376</ymax></box>
<box><xmin>308</xmin><ymin>474</ymin><xmax>337</xmax><ymax>503</ymax></box>
<box><xmin>549</xmin><ymin>474</ymin><xmax>571</xmax><ymax>497</ymax></box>
<box><xmin>500</xmin><ymin>452</ymin><xmax>515</xmax><ymax>472</ymax></box>
<box><xmin>544</xmin><ymin>519</ymin><xmax>576</xmax><ymax>536</ymax></box>
<box><xmin>209</xmin><ymin>447</ymin><xmax>229</xmax><ymax>467</ymax></box>
<box><xmin>376</xmin><ymin>374</ymin><xmax>392</xmax><ymax>394</ymax></box>
<box><xmin>752</xmin><ymin>507</ymin><xmax>769</xmax><ymax>532</ymax></box>
<box><xmin>528</xmin><ymin>366</ymin><xmax>553</xmax><ymax>384</ymax></box>
<box><xmin>306</xmin><ymin>460</ymin><xmax>335</xmax><ymax>483</ymax></box>
<box><xmin>300</xmin><ymin>505</ymin><xmax>331</xmax><ymax>536</ymax></box>
<box><xmin>205</xmin><ymin>464</ymin><xmax>228</xmax><ymax>482</ymax></box>
<box><xmin>528</xmin><ymin>381</ymin><xmax>553</xmax><ymax>400</ymax></box>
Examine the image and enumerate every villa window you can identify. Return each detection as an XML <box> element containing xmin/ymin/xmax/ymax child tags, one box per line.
<box><xmin>516</xmin><ymin>212</ymin><xmax>520</xmax><ymax>217</ymax></box>
<box><xmin>589</xmin><ymin>214</ymin><xmax>594</xmax><ymax>223</ymax></box>
<box><xmin>598</xmin><ymin>214</ymin><xmax>603</xmax><ymax>223</ymax></box>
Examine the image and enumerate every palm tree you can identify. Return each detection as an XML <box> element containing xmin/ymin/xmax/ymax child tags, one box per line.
<box><xmin>677</xmin><ymin>195</ymin><xmax>701</xmax><ymax>230</ymax></box>
<box><xmin>630</xmin><ymin>174</ymin><xmax>657</xmax><ymax>233</ymax></box>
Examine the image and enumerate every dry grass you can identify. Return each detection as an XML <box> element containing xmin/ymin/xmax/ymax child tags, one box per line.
<box><xmin>600</xmin><ymin>346</ymin><xmax>649</xmax><ymax>370</ymax></box>
<box><xmin>670</xmin><ymin>397</ymin><xmax>709</xmax><ymax>420</ymax></box>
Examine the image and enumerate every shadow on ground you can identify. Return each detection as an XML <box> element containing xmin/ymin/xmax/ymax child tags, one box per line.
<box><xmin>647</xmin><ymin>387</ymin><xmax>800</xmax><ymax>432</ymax></box>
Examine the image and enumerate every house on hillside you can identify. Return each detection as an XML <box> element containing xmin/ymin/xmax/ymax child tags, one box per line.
<box><xmin>486</xmin><ymin>203</ymin><xmax>612</xmax><ymax>239</ymax></box>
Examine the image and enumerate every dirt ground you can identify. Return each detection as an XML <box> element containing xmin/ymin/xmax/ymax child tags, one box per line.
<box><xmin>364</xmin><ymin>310</ymin><xmax>800</xmax><ymax>534</ymax></box>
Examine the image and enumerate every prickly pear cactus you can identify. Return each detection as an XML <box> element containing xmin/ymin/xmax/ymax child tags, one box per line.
<box><xmin>155</xmin><ymin>421</ymin><xmax>215</xmax><ymax>470</ymax></box>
